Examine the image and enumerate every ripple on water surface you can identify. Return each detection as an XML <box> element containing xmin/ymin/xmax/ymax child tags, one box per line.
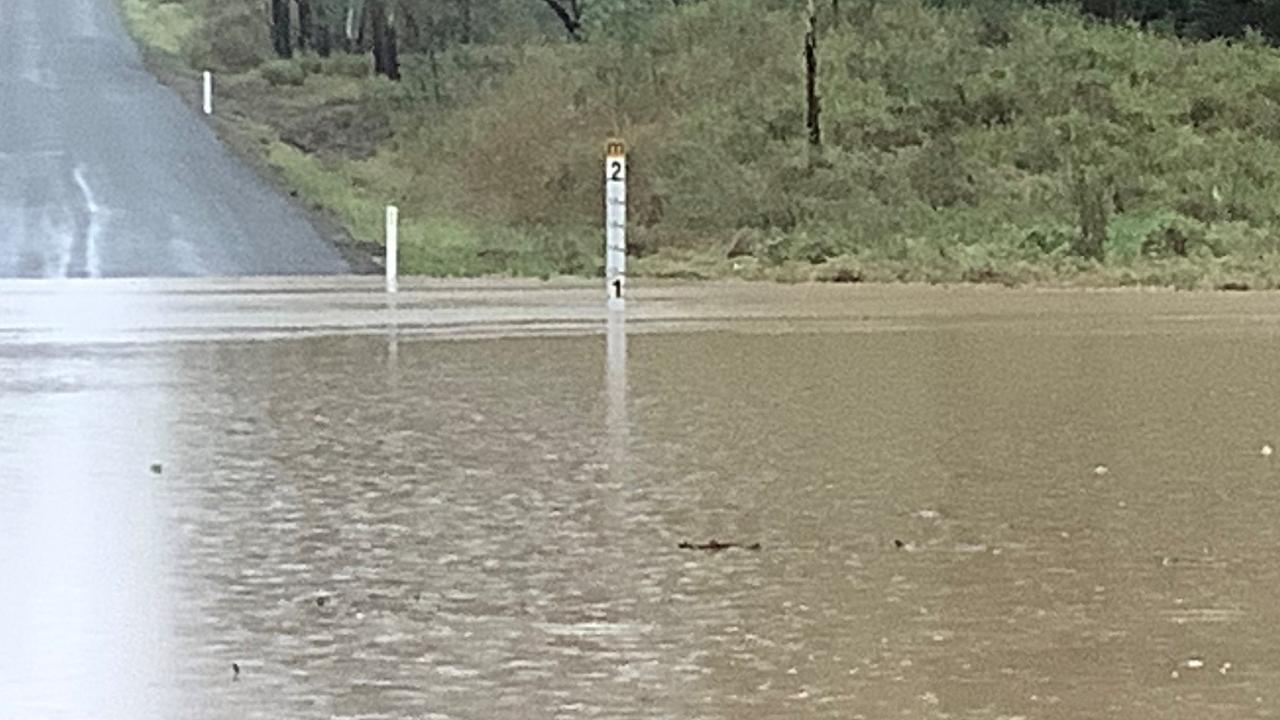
<box><xmin>6</xmin><ymin>320</ymin><xmax>1280</xmax><ymax>718</ymax></box>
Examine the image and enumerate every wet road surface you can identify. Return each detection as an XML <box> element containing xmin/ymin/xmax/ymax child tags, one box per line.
<box><xmin>0</xmin><ymin>0</ymin><xmax>347</xmax><ymax>277</ymax></box>
<box><xmin>3</xmin><ymin>280</ymin><xmax>1280</xmax><ymax>718</ymax></box>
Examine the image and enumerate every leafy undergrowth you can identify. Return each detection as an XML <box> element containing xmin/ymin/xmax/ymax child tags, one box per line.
<box><xmin>119</xmin><ymin>0</ymin><xmax>196</xmax><ymax>58</ymax></box>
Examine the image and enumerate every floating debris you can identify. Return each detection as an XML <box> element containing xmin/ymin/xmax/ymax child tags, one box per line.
<box><xmin>150</xmin><ymin>463</ymin><xmax>163</xmax><ymax>475</ymax></box>
<box><xmin>677</xmin><ymin>540</ymin><xmax>762</xmax><ymax>552</ymax></box>
<box><xmin>232</xmin><ymin>662</ymin><xmax>240</xmax><ymax>681</ymax></box>
<box><xmin>913</xmin><ymin>509</ymin><xmax>942</xmax><ymax>520</ymax></box>
<box><xmin>1263</xmin><ymin>445</ymin><xmax>1273</xmax><ymax>457</ymax></box>
<box><xmin>1183</xmin><ymin>658</ymin><xmax>1205</xmax><ymax>669</ymax></box>
<box><xmin>1093</xmin><ymin>465</ymin><xmax>1109</xmax><ymax>476</ymax></box>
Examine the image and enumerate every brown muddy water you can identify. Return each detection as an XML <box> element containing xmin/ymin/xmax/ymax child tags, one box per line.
<box><xmin>3</xmin><ymin>280</ymin><xmax>1280</xmax><ymax>719</ymax></box>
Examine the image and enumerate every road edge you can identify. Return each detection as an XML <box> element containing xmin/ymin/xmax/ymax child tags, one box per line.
<box><xmin>127</xmin><ymin>49</ymin><xmax>381</xmax><ymax>275</ymax></box>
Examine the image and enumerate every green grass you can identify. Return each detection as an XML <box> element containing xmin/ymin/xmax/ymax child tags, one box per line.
<box><xmin>267</xmin><ymin>141</ymin><xmax>599</xmax><ymax>277</ymax></box>
<box><xmin>118</xmin><ymin>0</ymin><xmax>196</xmax><ymax>58</ymax></box>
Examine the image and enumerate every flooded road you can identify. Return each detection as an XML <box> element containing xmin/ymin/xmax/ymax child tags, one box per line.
<box><xmin>3</xmin><ymin>279</ymin><xmax>1280</xmax><ymax>718</ymax></box>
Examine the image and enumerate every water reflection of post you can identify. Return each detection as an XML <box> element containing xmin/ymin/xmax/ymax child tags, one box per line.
<box><xmin>387</xmin><ymin>326</ymin><xmax>399</xmax><ymax>378</ymax></box>
<box><xmin>606</xmin><ymin>309</ymin><xmax>629</xmax><ymax>477</ymax></box>
<box><xmin>386</xmin><ymin>296</ymin><xmax>400</xmax><ymax>384</ymax></box>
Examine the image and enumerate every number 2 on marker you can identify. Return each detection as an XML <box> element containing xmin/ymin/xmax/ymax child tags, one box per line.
<box><xmin>609</xmin><ymin>161</ymin><xmax>624</xmax><ymax>182</ymax></box>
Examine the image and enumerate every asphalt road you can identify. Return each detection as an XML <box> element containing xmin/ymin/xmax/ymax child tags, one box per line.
<box><xmin>0</xmin><ymin>0</ymin><xmax>348</xmax><ymax>278</ymax></box>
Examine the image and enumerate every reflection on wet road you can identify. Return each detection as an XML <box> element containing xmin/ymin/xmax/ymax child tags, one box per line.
<box><xmin>3</xmin><ymin>280</ymin><xmax>1280</xmax><ymax>718</ymax></box>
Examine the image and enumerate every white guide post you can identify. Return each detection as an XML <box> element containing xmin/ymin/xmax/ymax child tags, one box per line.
<box><xmin>605</xmin><ymin>140</ymin><xmax>627</xmax><ymax>310</ymax></box>
<box><xmin>385</xmin><ymin>205</ymin><xmax>399</xmax><ymax>294</ymax></box>
<box><xmin>202</xmin><ymin>71</ymin><xmax>213</xmax><ymax>115</ymax></box>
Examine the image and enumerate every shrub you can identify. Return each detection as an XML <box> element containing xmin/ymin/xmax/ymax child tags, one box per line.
<box><xmin>260</xmin><ymin>59</ymin><xmax>307</xmax><ymax>87</ymax></box>
<box><xmin>183</xmin><ymin>2</ymin><xmax>270</xmax><ymax>72</ymax></box>
<box><xmin>320</xmin><ymin>54</ymin><xmax>372</xmax><ymax>79</ymax></box>
<box><xmin>298</xmin><ymin>55</ymin><xmax>323</xmax><ymax>75</ymax></box>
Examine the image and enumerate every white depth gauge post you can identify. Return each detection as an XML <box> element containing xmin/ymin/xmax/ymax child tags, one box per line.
<box><xmin>202</xmin><ymin>71</ymin><xmax>213</xmax><ymax>115</ymax></box>
<box><xmin>385</xmin><ymin>205</ymin><xmax>399</xmax><ymax>294</ymax></box>
<box><xmin>605</xmin><ymin>140</ymin><xmax>627</xmax><ymax>309</ymax></box>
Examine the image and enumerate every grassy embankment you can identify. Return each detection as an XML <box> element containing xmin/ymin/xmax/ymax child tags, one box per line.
<box><xmin>121</xmin><ymin>0</ymin><xmax>1280</xmax><ymax>288</ymax></box>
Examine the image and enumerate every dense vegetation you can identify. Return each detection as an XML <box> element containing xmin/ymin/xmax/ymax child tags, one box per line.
<box><xmin>122</xmin><ymin>0</ymin><xmax>1280</xmax><ymax>287</ymax></box>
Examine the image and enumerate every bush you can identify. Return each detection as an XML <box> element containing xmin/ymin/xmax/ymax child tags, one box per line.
<box><xmin>298</xmin><ymin>55</ymin><xmax>323</xmax><ymax>75</ymax></box>
<box><xmin>260</xmin><ymin>59</ymin><xmax>307</xmax><ymax>87</ymax></box>
<box><xmin>183</xmin><ymin>2</ymin><xmax>270</xmax><ymax>72</ymax></box>
<box><xmin>320</xmin><ymin>54</ymin><xmax>372</xmax><ymax>79</ymax></box>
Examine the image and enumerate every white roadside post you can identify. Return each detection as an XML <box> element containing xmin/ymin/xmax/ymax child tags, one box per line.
<box><xmin>605</xmin><ymin>140</ymin><xmax>627</xmax><ymax>310</ymax></box>
<box><xmin>202</xmin><ymin>71</ymin><xmax>213</xmax><ymax>115</ymax></box>
<box><xmin>385</xmin><ymin>205</ymin><xmax>399</xmax><ymax>294</ymax></box>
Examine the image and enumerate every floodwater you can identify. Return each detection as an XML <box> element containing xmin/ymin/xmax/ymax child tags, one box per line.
<box><xmin>3</xmin><ymin>279</ymin><xmax>1280</xmax><ymax>719</ymax></box>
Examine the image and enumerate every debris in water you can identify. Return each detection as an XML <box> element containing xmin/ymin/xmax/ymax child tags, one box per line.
<box><xmin>1093</xmin><ymin>465</ymin><xmax>1109</xmax><ymax>476</ymax></box>
<box><xmin>150</xmin><ymin>463</ymin><xmax>163</xmax><ymax>475</ymax></box>
<box><xmin>914</xmin><ymin>509</ymin><xmax>941</xmax><ymax>520</ymax></box>
<box><xmin>1263</xmin><ymin>445</ymin><xmax>1274</xmax><ymax>457</ymax></box>
<box><xmin>677</xmin><ymin>540</ymin><xmax>762</xmax><ymax>552</ymax></box>
<box><xmin>232</xmin><ymin>662</ymin><xmax>240</xmax><ymax>681</ymax></box>
<box><xmin>1183</xmin><ymin>658</ymin><xmax>1205</xmax><ymax>669</ymax></box>
<box><xmin>316</xmin><ymin>595</ymin><xmax>328</xmax><ymax>607</ymax></box>
<box><xmin>1220</xmin><ymin>662</ymin><xmax>1233</xmax><ymax>675</ymax></box>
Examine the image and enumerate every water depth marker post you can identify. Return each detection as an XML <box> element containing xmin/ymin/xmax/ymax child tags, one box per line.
<box><xmin>385</xmin><ymin>205</ymin><xmax>399</xmax><ymax>294</ymax></box>
<box><xmin>202</xmin><ymin>71</ymin><xmax>213</xmax><ymax>115</ymax></box>
<box><xmin>605</xmin><ymin>140</ymin><xmax>627</xmax><ymax>310</ymax></box>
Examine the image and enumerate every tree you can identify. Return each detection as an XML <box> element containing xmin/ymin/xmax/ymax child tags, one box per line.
<box><xmin>538</xmin><ymin>0</ymin><xmax>584</xmax><ymax>40</ymax></box>
<box><xmin>368</xmin><ymin>0</ymin><xmax>401</xmax><ymax>79</ymax></box>
<box><xmin>456</xmin><ymin>0</ymin><xmax>474</xmax><ymax>42</ymax></box>
<box><xmin>271</xmin><ymin>0</ymin><xmax>293</xmax><ymax>57</ymax></box>
<box><xmin>804</xmin><ymin>0</ymin><xmax>822</xmax><ymax>159</ymax></box>
<box><xmin>296</xmin><ymin>0</ymin><xmax>315</xmax><ymax>52</ymax></box>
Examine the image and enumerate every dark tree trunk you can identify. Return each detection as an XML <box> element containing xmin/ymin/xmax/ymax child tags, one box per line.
<box><xmin>384</xmin><ymin>24</ymin><xmax>400</xmax><ymax>80</ymax></box>
<box><xmin>296</xmin><ymin>0</ymin><xmax>313</xmax><ymax>52</ymax></box>
<box><xmin>315</xmin><ymin>24</ymin><xmax>332</xmax><ymax>56</ymax></box>
<box><xmin>539</xmin><ymin>0</ymin><xmax>583</xmax><ymax>41</ymax></box>
<box><xmin>369</xmin><ymin>0</ymin><xmax>401</xmax><ymax>80</ymax></box>
<box><xmin>457</xmin><ymin>0</ymin><xmax>473</xmax><ymax>43</ymax></box>
<box><xmin>271</xmin><ymin>0</ymin><xmax>293</xmax><ymax>57</ymax></box>
<box><xmin>804</xmin><ymin>0</ymin><xmax>822</xmax><ymax>154</ymax></box>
